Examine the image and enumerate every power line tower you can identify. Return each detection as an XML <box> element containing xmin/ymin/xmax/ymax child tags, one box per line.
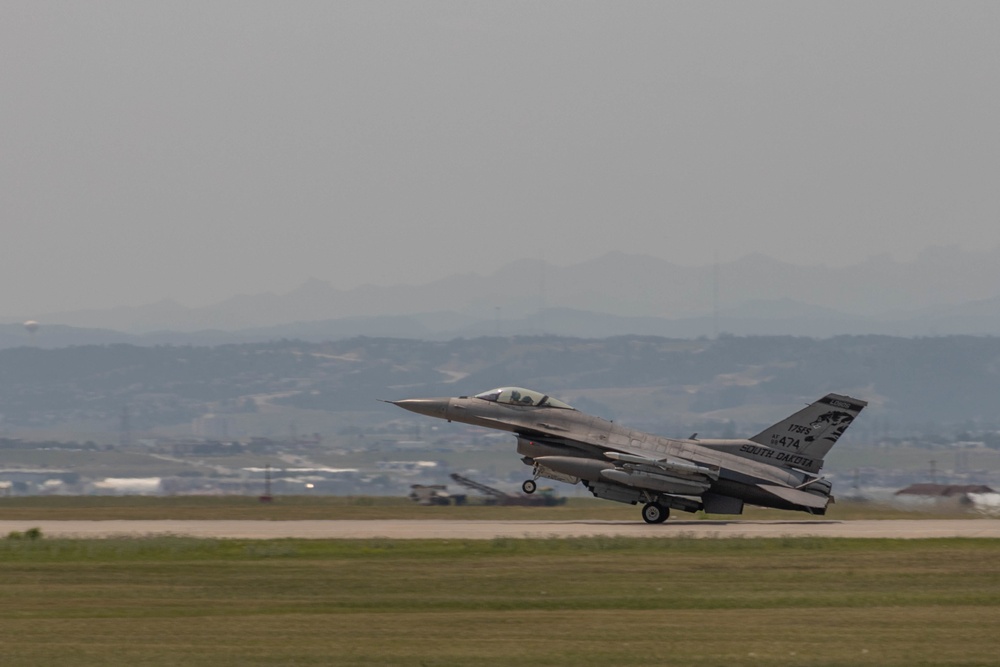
<box><xmin>712</xmin><ymin>254</ymin><xmax>720</xmax><ymax>339</ymax></box>
<box><xmin>119</xmin><ymin>405</ymin><xmax>132</xmax><ymax>448</ymax></box>
<box><xmin>259</xmin><ymin>464</ymin><xmax>273</xmax><ymax>503</ymax></box>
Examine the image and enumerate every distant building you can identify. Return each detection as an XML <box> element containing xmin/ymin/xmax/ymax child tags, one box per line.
<box><xmin>91</xmin><ymin>478</ymin><xmax>162</xmax><ymax>495</ymax></box>
<box><xmin>895</xmin><ymin>484</ymin><xmax>995</xmax><ymax>500</ymax></box>
<box><xmin>376</xmin><ymin>460</ymin><xmax>438</xmax><ymax>474</ymax></box>
<box><xmin>192</xmin><ymin>413</ymin><xmax>229</xmax><ymax>438</ymax></box>
<box><xmin>0</xmin><ymin>469</ymin><xmax>75</xmax><ymax>485</ymax></box>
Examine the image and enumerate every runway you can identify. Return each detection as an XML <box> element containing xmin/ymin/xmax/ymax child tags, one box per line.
<box><xmin>2</xmin><ymin>519</ymin><xmax>999</xmax><ymax>539</ymax></box>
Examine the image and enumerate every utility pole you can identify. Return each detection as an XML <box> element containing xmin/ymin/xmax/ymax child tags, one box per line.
<box><xmin>713</xmin><ymin>253</ymin><xmax>720</xmax><ymax>339</ymax></box>
<box><xmin>259</xmin><ymin>464</ymin><xmax>273</xmax><ymax>503</ymax></box>
<box><xmin>119</xmin><ymin>405</ymin><xmax>132</xmax><ymax>448</ymax></box>
<box><xmin>539</xmin><ymin>259</ymin><xmax>546</xmax><ymax>334</ymax></box>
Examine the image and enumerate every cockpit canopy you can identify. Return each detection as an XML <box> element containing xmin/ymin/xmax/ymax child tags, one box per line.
<box><xmin>473</xmin><ymin>387</ymin><xmax>575</xmax><ymax>410</ymax></box>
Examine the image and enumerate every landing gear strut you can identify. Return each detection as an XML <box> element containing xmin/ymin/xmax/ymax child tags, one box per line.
<box><xmin>641</xmin><ymin>502</ymin><xmax>669</xmax><ymax>524</ymax></box>
<box><xmin>521</xmin><ymin>479</ymin><xmax>537</xmax><ymax>494</ymax></box>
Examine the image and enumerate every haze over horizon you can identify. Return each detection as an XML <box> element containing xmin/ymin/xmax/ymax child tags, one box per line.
<box><xmin>12</xmin><ymin>243</ymin><xmax>1000</xmax><ymax>316</ymax></box>
<box><xmin>4</xmin><ymin>2</ymin><xmax>999</xmax><ymax>316</ymax></box>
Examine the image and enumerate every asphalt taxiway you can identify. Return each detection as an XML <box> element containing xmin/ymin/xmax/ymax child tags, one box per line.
<box><xmin>1</xmin><ymin>519</ymin><xmax>998</xmax><ymax>539</ymax></box>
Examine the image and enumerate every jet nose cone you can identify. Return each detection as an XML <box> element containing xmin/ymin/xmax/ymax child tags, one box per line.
<box><xmin>391</xmin><ymin>398</ymin><xmax>450</xmax><ymax>420</ymax></box>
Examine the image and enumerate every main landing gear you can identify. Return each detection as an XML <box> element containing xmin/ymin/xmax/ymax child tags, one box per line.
<box><xmin>641</xmin><ymin>502</ymin><xmax>670</xmax><ymax>524</ymax></box>
<box><xmin>523</xmin><ymin>475</ymin><xmax>670</xmax><ymax>524</ymax></box>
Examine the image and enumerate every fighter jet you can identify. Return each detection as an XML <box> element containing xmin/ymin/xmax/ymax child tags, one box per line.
<box><xmin>390</xmin><ymin>387</ymin><xmax>866</xmax><ymax>523</ymax></box>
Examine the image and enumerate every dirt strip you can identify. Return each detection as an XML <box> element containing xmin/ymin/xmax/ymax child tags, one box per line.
<box><xmin>1</xmin><ymin>519</ymin><xmax>998</xmax><ymax>539</ymax></box>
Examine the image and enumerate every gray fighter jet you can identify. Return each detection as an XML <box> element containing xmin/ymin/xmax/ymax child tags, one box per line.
<box><xmin>390</xmin><ymin>387</ymin><xmax>866</xmax><ymax>523</ymax></box>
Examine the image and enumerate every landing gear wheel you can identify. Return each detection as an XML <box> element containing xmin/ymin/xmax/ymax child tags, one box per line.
<box><xmin>641</xmin><ymin>502</ymin><xmax>669</xmax><ymax>524</ymax></box>
<box><xmin>522</xmin><ymin>479</ymin><xmax>537</xmax><ymax>494</ymax></box>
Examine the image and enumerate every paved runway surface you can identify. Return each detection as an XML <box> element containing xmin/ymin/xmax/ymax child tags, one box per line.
<box><xmin>1</xmin><ymin>519</ymin><xmax>999</xmax><ymax>539</ymax></box>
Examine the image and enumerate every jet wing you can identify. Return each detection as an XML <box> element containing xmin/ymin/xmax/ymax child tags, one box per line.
<box><xmin>509</xmin><ymin>422</ymin><xmax>604</xmax><ymax>446</ymax></box>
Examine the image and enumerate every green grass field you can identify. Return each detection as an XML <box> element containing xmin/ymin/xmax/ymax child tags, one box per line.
<box><xmin>1</xmin><ymin>536</ymin><xmax>998</xmax><ymax>666</ymax></box>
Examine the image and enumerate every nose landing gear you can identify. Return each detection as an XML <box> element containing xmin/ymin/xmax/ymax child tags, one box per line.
<box><xmin>521</xmin><ymin>479</ymin><xmax>537</xmax><ymax>494</ymax></box>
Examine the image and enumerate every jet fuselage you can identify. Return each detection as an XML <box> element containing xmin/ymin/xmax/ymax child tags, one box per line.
<box><xmin>392</xmin><ymin>387</ymin><xmax>866</xmax><ymax>522</ymax></box>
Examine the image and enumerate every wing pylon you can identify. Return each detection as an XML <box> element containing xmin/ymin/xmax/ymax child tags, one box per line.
<box><xmin>601</xmin><ymin>451</ymin><xmax>720</xmax><ymax>496</ymax></box>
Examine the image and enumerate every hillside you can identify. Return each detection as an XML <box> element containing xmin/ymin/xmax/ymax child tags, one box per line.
<box><xmin>1</xmin><ymin>335</ymin><xmax>999</xmax><ymax>441</ymax></box>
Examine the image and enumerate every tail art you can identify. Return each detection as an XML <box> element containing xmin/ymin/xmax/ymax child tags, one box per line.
<box><xmin>748</xmin><ymin>394</ymin><xmax>867</xmax><ymax>473</ymax></box>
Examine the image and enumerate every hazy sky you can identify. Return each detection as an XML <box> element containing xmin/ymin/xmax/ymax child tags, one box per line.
<box><xmin>3</xmin><ymin>2</ymin><xmax>999</xmax><ymax>315</ymax></box>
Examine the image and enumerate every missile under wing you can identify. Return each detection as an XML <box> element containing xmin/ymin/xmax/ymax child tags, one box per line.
<box><xmin>391</xmin><ymin>387</ymin><xmax>866</xmax><ymax>523</ymax></box>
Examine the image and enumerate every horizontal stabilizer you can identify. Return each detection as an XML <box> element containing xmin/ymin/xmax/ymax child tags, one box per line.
<box><xmin>757</xmin><ymin>484</ymin><xmax>828</xmax><ymax>510</ymax></box>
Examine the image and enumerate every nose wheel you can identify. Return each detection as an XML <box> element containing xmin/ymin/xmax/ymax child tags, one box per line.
<box><xmin>521</xmin><ymin>479</ymin><xmax>537</xmax><ymax>494</ymax></box>
<box><xmin>641</xmin><ymin>502</ymin><xmax>669</xmax><ymax>524</ymax></box>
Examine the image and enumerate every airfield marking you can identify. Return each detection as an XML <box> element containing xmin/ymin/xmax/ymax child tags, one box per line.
<box><xmin>1</xmin><ymin>519</ymin><xmax>999</xmax><ymax>539</ymax></box>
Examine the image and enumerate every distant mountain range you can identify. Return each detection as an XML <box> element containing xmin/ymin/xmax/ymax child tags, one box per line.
<box><xmin>5</xmin><ymin>246</ymin><xmax>1000</xmax><ymax>347</ymax></box>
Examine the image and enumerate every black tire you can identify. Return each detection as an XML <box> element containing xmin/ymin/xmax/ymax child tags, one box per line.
<box><xmin>641</xmin><ymin>502</ymin><xmax>669</xmax><ymax>524</ymax></box>
<box><xmin>522</xmin><ymin>479</ymin><xmax>537</xmax><ymax>494</ymax></box>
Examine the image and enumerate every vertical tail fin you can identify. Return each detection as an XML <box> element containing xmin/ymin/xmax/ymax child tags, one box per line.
<box><xmin>749</xmin><ymin>394</ymin><xmax>867</xmax><ymax>473</ymax></box>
